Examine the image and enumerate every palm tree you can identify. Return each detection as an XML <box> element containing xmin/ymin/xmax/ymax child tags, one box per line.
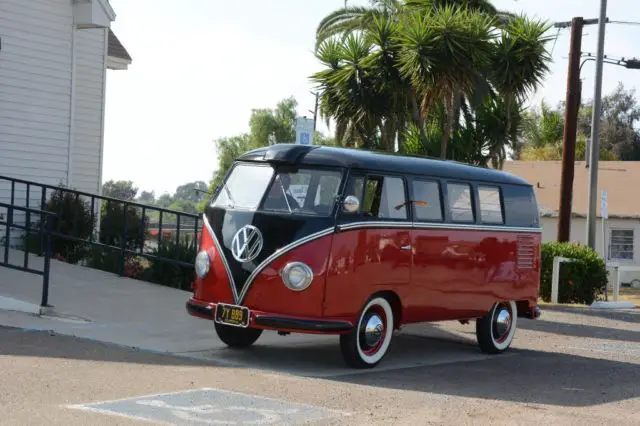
<box><xmin>311</xmin><ymin>1</ymin><xmax>553</xmax><ymax>164</ymax></box>
<box><xmin>315</xmin><ymin>0</ymin><xmax>510</xmax><ymax>49</ymax></box>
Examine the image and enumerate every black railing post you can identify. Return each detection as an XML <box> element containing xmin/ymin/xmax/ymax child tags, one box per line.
<box><xmin>120</xmin><ymin>202</ymin><xmax>128</xmax><ymax>276</ymax></box>
<box><xmin>3</xmin><ymin>205</ymin><xmax>11</xmax><ymax>264</ymax></box>
<box><xmin>40</xmin><ymin>187</ymin><xmax>46</xmax><ymax>255</ymax></box>
<box><xmin>41</xmin><ymin>215</ymin><xmax>52</xmax><ymax>308</ymax></box>
<box><xmin>23</xmin><ymin>210</ymin><xmax>31</xmax><ymax>269</ymax></box>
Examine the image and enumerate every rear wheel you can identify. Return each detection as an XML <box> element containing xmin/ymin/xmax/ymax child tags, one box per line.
<box><xmin>340</xmin><ymin>296</ymin><xmax>394</xmax><ymax>369</ymax></box>
<box><xmin>214</xmin><ymin>322</ymin><xmax>262</xmax><ymax>348</ymax></box>
<box><xmin>476</xmin><ymin>300</ymin><xmax>517</xmax><ymax>354</ymax></box>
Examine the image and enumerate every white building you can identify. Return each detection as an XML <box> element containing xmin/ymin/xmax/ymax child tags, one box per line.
<box><xmin>503</xmin><ymin>161</ymin><xmax>640</xmax><ymax>286</ymax></box>
<box><xmin>0</xmin><ymin>0</ymin><xmax>131</xmax><ymax>199</ymax></box>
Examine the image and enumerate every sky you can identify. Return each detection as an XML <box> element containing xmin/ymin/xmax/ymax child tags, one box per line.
<box><xmin>102</xmin><ymin>0</ymin><xmax>640</xmax><ymax>196</ymax></box>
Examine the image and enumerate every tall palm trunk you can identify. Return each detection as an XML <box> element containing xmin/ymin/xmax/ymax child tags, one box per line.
<box><xmin>440</xmin><ymin>93</ymin><xmax>456</xmax><ymax>159</ymax></box>
<box><xmin>409</xmin><ymin>89</ymin><xmax>426</xmax><ymax>145</ymax></box>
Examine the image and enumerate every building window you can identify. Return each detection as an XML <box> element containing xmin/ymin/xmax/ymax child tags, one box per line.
<box><xmin>447</xmin><ymin>182</ymin><xmax>474</xmax><ymax>222</ymax></box>
<box><xmin>478</xmin><ymin>186</ymin><xmax>504</xmax><ymax>224</ymax></box>
<box><xmin>609</xmin><ymin>229</ymin><xmax>634</xmax><ymax>260</ymax></box>
<box><xmin>412</xmin><ymin>180</ymin><xmax>443</xmax><ymax>221</ymax></box>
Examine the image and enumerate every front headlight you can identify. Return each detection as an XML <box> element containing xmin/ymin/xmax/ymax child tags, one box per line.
<box><xmin>195</xmin><ymin>251</ymin><xmax>211</xmax><ymax>278</ymax></box>
<box><xmin>280</xmin><ymin>262</ymin><xmax>314</xmax><ymax>291</ymax></box>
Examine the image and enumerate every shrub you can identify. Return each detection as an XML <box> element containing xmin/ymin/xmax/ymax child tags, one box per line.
<box><xmin>540</xmin><ymin>241</ymin><xmax>609</xmax><ymax>305</ymax></box>
<box><xmin>141</xmin><ymin>233</ymin><xmax>197</xmax><ymax>291</ymax></box>
<box><xmin>99</xmin><ymin>201</ymin><xmax>147</xmax><ymax>252</ymax></box>
<box><xmin>38</xmin><ymin>187</ymin><xmax>95</xmax><ymax>264</ymax></box>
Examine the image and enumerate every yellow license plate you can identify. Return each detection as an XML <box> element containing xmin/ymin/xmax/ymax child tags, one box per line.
<box><xmin>215</xmin><ymin>303</ymin><xmax>250</xmax><ymax>327</ymax></box>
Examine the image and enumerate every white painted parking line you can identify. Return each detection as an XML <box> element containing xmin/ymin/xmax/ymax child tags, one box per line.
<box><xmin>66</xmin><ymin>388</ymin><xmax>351</xmax><ymax>425</ymax></box>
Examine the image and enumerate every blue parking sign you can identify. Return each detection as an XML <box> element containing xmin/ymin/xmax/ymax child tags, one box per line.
<box><xmin>300</xmin><ymin>132</ymin><xmax>310</xmax><ymax>145</ymax></box>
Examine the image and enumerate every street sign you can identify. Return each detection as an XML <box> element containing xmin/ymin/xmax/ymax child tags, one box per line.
<box><xmin>295</xmin><ymin>116</ymin><xmax>314</xmax><ymax>145</ymax></box>
<box><xmin>601</xmin><ymin>190</ymin><xmax>608</xmax><ymax>219</ymax></box>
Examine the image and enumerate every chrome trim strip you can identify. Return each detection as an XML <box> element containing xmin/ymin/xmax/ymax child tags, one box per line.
<box><xmin>338</xmin><ymin>220</ymin><xmax>542</xmax><ymax>233</ymax></box>
<box><xmin>338</xmin><ymin>221</ymin><xmax>411</xmax><ymax>231</ymax></box>
<box><xmin>237</xmin><ymin>227</ymin><xmax>336</xmax><ymax>303</ymax></box>
<box><xmin>203</xmin><ymin>214</ymin><xmax>240</xmax><ymax>303</ymax></box>
<box><xmin>411</xmin><ymin>222</ymin><xmax>543</xmax><ymax>233</ymax></box>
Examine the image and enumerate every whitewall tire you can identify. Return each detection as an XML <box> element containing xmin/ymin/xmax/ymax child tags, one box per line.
<box><xmin>476</xmin><ymin>300</ymin><xmax>518</xmax><ymax>354</ymax></box>
<box><xmin>340</xmin><ymin>296</ymin><xmax>394</xmax><ymax>368</ymax></box>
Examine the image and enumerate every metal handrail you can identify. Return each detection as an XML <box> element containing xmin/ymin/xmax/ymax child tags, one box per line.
<box><xmin>0</xmin><ymin>175</ymin><xmax>202</xmax><ymax>281</ymax></box>
<box><xmin>0</xmin><ymin>202</ymin><xmax>55</xmax><ymax>307</ymax></box>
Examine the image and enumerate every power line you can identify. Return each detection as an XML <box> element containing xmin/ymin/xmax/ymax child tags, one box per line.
<box><xmin>609</xmin><ymin>20</ymin><xmax>640</xmax><ymax>26</ymax></box>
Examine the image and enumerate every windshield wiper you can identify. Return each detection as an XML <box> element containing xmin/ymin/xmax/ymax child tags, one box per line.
<box><xmin>276</xmin><ymin>175</ymin><xmax>292</xmax><ymax>213</ymax></box>
<box><xmin>222</xmin><ymin>182</ymin><xmax>236</xmax><ymax>208</ymax></box>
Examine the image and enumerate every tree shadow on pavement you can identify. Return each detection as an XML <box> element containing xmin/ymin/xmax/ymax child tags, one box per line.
<box><xmin>0</xmin><ymin>326</ymin><xmax>219</xmax><ymax>367</ymax></box>
<box><xmin>331</xmin><ymin>346</ymin><xmax>640</xmax><ymax>408</ymax></box>
<box><xmin>518</xmin><ymin>318</ymin><xmax>640</xmax><ymax>342</ymax></box>
<box><xmin>540</xmin><ymin>305</ymin><xmax>640</xmax><ymax>324</ymax></box>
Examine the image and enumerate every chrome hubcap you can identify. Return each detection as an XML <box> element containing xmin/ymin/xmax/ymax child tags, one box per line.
<box><xmin>363</xmin><ymin>313</ymin><xmax>384</xmax><ymax>348</ymax></box>
<box><xmin>493</xmin><ymin>306</ymin><xmax>512</xmax><ymax>339</ymax></box>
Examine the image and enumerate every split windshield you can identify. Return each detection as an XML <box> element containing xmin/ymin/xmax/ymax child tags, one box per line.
<box><xmin>211</xmin><ymin>163</ymin><xmax>343</xmax><ymax>216</ymax></box>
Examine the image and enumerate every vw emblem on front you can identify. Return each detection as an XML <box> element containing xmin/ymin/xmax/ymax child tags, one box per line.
<box><xmin>231</xmin><ymin>225</ymin><xmax>264</xmax><ymax>263</ymax></box>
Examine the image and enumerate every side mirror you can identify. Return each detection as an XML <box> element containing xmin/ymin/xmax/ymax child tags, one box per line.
<box><xmin>342</xmin><ymin>195</ymin><xmax>360</xmax><ymax>213</ymax></box>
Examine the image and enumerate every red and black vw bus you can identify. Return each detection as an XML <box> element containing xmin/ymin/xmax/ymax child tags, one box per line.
<box><xmin>186</xmin><ymin>144</ymin><xmax>542</xmax><ymax>369</ymax></box>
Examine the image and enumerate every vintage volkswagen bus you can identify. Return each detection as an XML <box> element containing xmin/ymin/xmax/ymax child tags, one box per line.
<box><xmin>186</xmin><ymin>144</ymin><xmax>542</xmax><ymax>369</ymax></box>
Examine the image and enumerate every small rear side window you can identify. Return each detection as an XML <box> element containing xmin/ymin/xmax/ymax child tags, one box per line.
<box><xmin>478</xmin><ymin>186</ymin><xmax>504</xmax><ymax>224</ymax></box>
<box><xmin>447</xmin><ymin>183</ymin><xmax>474</xmax><ymax>222</ymax></box>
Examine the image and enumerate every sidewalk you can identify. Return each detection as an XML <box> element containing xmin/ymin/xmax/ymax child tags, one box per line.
<box><xmin>0</xmin><ymin>248</ymin><xmax>217</xmax><ymax>354</ymax></box>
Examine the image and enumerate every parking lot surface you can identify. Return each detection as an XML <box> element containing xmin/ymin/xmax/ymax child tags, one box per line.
<box><xmin>1</xmin><ymin>305</ymin><xmax>638</xmax><ymax>425</ymax></box>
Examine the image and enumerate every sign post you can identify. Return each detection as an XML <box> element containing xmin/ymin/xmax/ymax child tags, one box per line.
<box><xmin>601</xmin><ymin>189</ymin><xmax>608</xmax><ymax>300</ymax></box>
<box><xmin>295</xmin><ymin>116</ymin><xmax>315</xmax><ymax>145</ymax></box>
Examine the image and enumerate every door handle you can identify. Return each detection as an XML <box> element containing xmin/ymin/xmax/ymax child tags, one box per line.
<box><xmin>400</xmin><ymin>244</ymin><xmax>412</xmax><ymax>251</ymax></box>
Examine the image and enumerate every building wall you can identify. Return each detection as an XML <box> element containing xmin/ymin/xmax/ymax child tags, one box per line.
<box><xmin>71</xmin><ymin>27</ymin><xmax>107</xmax><ymax>195</ymax></box>
<box><xmin>541</xmin><ymin>216</ymin><xmax>640</xmax><ymax>284</ymax></box>
<box><xmin>0</xmin><ymin>0</ymin><xmax>73</xmax><ymax>187</ymax></box>
<box><xmin>0</xmin><ymin>0</ymin><xmax>108</xmax><ymax>246</ymax></box>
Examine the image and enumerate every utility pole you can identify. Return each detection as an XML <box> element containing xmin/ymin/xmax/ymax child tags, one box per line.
<box><xmin>587</xmin><ymin>0</ymin><xmax>609</xmax><ymax>249</ymax></box>
<box><xmin>309</xmin><ymin>91</ymin><xmax>319</xmax><ymax>132</ymax></box>
<box><xmin>553</xmin><ymin>16</ymin><xmax>607</xmax><ymax>243</ymax></box>
<box><xmin>556</xmin><ymin>17</ymin><xmax>584</xmax><ymax>243</ymax></box>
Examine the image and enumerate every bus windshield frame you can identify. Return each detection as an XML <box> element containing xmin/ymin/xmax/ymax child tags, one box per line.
<box><xmin>210</xmin><ymin>162</ymin><xmax>345</xmax><ymax>217</ymax></box>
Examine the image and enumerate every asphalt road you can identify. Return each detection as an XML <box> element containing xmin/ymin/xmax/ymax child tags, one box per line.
<box><xmin>1</xmin><ymin>306</ymin><xmax>639</xmax><ymax>425</ymax></box>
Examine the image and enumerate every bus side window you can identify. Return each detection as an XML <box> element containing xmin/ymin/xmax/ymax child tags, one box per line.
<box><xmin>446</xmin><ymin>182</ymin><xmax>474</xmax><ymax>222</ymax></box>
<box><xmin>360</xmin><ymin>176</ymin><xmax>406</xmax><ymax>219</ymax></box>
<box><xmin>478</xmin><ymin>185</ymin><xmax>504</xmax><ymax>224</ymax></box>
<box><xmin>412</xmin><ymin>180</ymin><xmax>443</xmax><ymax>221</ymax></box>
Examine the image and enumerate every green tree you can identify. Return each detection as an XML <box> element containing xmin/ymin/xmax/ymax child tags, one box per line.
<box><xmin>137</xmin><ymin>190</ymin><xmax>156</xmax><ymax>204</ymax></box>
<box><xmin>519</xmin><ymin>83</ymin><xmax>640</xmax><ymax>161</ymax></box>
<box><xmin>174</xmin><ymin>181</ymin><xmax>208</xmax><ymax>204</ymax></box>
<box><xmin>156</xmin><ymin>193</ymin><xmax>174</xmax><ymax>208</ymax></box>
<box><xmin>102</xmin><ymin>180</ymin><xmax>138</xmax><ymax>200</ymax></box>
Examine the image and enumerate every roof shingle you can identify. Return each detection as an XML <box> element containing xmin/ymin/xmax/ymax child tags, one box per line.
<box><xmin>107</xmin><ymin>29</ymin><xmax>131</xmax><ymax>62</ymax></box>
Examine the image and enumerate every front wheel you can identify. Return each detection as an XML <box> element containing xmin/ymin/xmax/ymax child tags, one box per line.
<box><xmin>476</xmin><ymin>300</ymin><xmax>518</xmax><ymax>354</ymax></box>
<box><xmin>340</xmin><ymin>296</ymin><xmax>394</xmax><ymax>369</ymax></box>
<box><xmin>214</xmin><ymin>322</ymin><xmax>262</xmax><ymax>348</ymax></box>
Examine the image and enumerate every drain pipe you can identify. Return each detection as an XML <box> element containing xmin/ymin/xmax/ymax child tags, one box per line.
<box><xmin>67</xmin><ymin>25</ymin><xmax>77</xmax><ymax>187</ymax></box>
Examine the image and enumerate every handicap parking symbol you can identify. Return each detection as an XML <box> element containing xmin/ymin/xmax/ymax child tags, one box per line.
<box><xmin>66</xmin><ymin>388</ymin><xmax>350</xmax><ymax>425</ymax></box>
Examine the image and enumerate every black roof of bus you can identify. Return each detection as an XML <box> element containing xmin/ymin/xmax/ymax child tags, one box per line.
<box><xmin>237</xmin><ymin>144</ymin><xmax>531</xmax><ymax>187</ymax></box>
